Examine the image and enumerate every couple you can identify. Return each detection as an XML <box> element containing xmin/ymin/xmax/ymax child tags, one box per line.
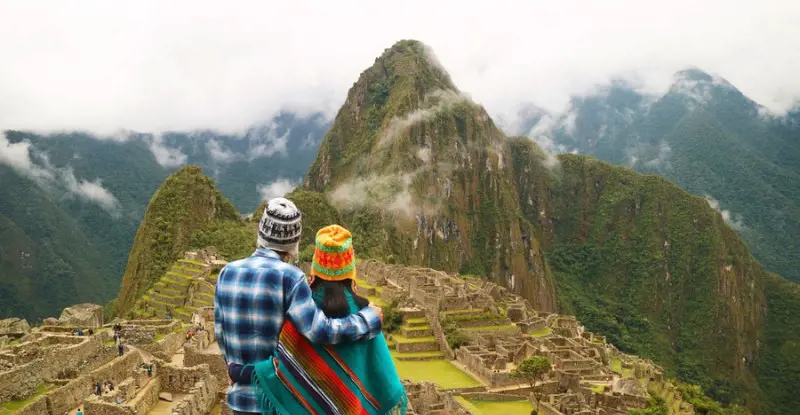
<box><xmin>214</xmin><ymin>198</ymin><xmax>406</xmax><ymax>415</ymax></box>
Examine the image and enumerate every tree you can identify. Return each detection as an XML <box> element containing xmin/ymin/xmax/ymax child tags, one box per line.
<box><xmin>629</xmin><ymin>397</ymin><xmax>668</xmax><ymax>415</ymax></box>
<box><xmin>513</xmin><ymin>355</ymin><xmax>552</xmax><ymax>403</ymax></box>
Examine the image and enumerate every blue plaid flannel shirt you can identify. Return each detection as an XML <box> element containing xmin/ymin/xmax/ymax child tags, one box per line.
<box><xmin>213</xmin><ymin>248</ymin><xmax>382</xmax><ymax>413</ymax></box>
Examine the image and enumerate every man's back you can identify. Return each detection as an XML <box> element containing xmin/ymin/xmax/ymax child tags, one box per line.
<box><xmin>214</xmin><ymin>249</ymin><xmax>299</xmax><ymax>412</ymax></box>
<box><xmin>214</xmin><ymin>248</ymin><xmax>382</xmax><ymax>413</ymax></box>
<box><xmin>215</xmin><ymin>249</ymin><xmax>298</xmax><ymax>366</ymax></box>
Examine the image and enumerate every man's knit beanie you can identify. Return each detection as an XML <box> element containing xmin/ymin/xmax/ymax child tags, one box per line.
<box><xmin>257</xmin><ymin>197</ymin><xmax>302</xmax><ymax>260</ymax></box>
<box><xmin>310</xmin><ymin>225</ymin><xmax>356</xmax><ymax>284</ymax></box>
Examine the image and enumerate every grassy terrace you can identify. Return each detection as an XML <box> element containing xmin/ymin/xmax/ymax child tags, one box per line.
<box><xmin>392</xmin><ymin>334</ymin><xmax>436</xmax><ymax>344</ymax></box>
<box><xmin>530</xmin><ymin>327</ymin><xmax>552</xmax><ymax>337</ymax></box>
<box><xmin>355</xmin><ymin>278</ymin><xmax>387</xmax><ymax>306</ymax></box>
<box><xmin>455</xmin><ymin>396</ymin><xmax>533</xmax><ymax>415</ymax></box>
<box><xmin>393</xmin><ymin>359</ymin><xmax>482</xmax><ymax>389</ymax></box>
<box><xmin>390</xmin><ymin>350</ymin><xmax>445</xmax><ymax>359</ymax></box>
<box><xmin>462</xmin><ymin>324</ymin><xmax>517</xmax><ymax>332</ymax></box>
<box><xmin>0</xmin><ymin>384</ymin><xmax>55</xmax><ymax>414</ymax></box>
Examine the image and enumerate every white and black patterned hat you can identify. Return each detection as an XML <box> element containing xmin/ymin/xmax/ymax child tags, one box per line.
<box><xmin>257</xmin><ymin>197</ymin><xmax>302</xmax><ymax>260</ymax></box>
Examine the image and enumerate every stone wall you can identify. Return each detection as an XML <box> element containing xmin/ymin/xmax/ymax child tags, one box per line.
<box><xmin>424</xmin><ymin>308</ymin><xmax>454</xmax><ymax>360</ymax></box>
<box><xmin>84</xmin><ymin>399</ymin><xmax>133</xmax><ymax>415</ymax></box>
<box><xmin>47</xmin><ymin>350</ymin><xmax>143</xmax><ymax>415</ymax></box>
<box><xmin>126</xmin><ymin>377</ymin><xmax>161</xmax><ymax>415</ymax></box>
<box><xmin>14</xmin><ymin>395</ymin><xmax>49</xmax><ymax>415</ymax></box>
<box><xmin>537</xmin><ymin>400</ymin><xmax>565</xmax><ymax>415</ymax></box>
<box><xmin>159</xmin><ymin>363</ymin><xmax>212</xmax><ymax>393</ymax></box>
<box><xmin>142</xmin><ymin>331</ymin><xmax>185</xmax><ymax>361</ymax></box>
<box><xmin>0</xmin><ymin>334</ymin><xmax>105</xmax><ymax>402</ymax></box>
<box><xmin>184</xmin><ymin>345</ymin><xmax>226</xmax><ymax>387</ymax></box>
<box><xmin>172</xmin><ymin>376</ymin><xmax>220</xmax><ymax>415</ymax></box>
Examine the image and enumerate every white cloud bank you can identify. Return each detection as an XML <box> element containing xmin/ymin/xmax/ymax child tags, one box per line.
<box><xmin>0</xmin><ymin>1</ymin><xmax>798</xmax><ymax>134</ymax></box>
<box><xmin>0</xmin><ymin>132</ymin><xmax>121</xmax><ymax>215</ymax></box>
<box><xmin>705</xmin><ymin>195</ymin><xmax>745</xmax><ymax>231</ymax></box>
<box><xmin>258</xmin><ymin>178</ymin><xmax>298</xmax><ymax>201</ymax></box>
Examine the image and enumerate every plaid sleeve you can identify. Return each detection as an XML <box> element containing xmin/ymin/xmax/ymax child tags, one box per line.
<box><xmin>213</xmin><ymin>269</ymin><xmax>227</xmax><ymax>363</ymax></box>
<box><xmin>284</xmin><ymin>275</ymin><xmax>382</xmax><ymax>344</ymax></box>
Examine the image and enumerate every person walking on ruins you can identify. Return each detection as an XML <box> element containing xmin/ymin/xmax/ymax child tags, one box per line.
<box><xmin>215</xmin><ymin>198</ymin><xmax>384</xmax><ymax>415</ymax></box>
<box><xmin>250</xmin><ymin>224</ymin><xmax>407</xmax><ymax>415</ymax></box>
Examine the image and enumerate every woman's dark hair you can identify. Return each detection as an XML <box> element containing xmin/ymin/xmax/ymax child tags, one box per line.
<box><xmin>310</xmin><ymin>278</ymin><xmax>370</xmax><ymax>318</ymax></box>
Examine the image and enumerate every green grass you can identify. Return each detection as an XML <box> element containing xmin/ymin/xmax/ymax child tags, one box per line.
<box><xmin>405</xmin><ymin>317</ymin><xmax>427</xmax><ymax>324</ymax></box>
<box><xmin>441</xmin><ymin>309</ymin><xmax>482</xmax><ymax>316</ymax></box>
<box><xmin>390</xmin><ymin>350</ymin><xmax>445</xmax><ymax>359</ymax></box>
<box><xmin>0</xmin><ymin>384</ymin><xmax>54</xmax><ymax>414</ymax></box>
<box><xmin>530</xmin><ymin>327</ymin><xmax>551</xmax><ymax>337</ymax></box>
<box><xmin>589</xmin><ymin>384</ymin><xmax>606</xmax><ymax>394</ymax></box>
<box><xmin>392</xmin><ymin>334</ymin><xmax>435</xmax><ymax>344</ymax></box>
<box><xmin>393</xmin><ymin>359</ymin><xmax>482</xmax><ymax>389</ymax></box>
<box><xmin>454</xmin><ymin>396</ymin><xmax>533</xmax><ymax>415</ymax></box>
<box><xmin>462</xmin><ymin>324</ymin><xmax>517</xmax><ymax>332</ymax></box>
<box><xmin>611</xmin><ymin>359</ymin><xmax>623</xmax><ymax>373</ymax></box>
<box><xmin>403</xmin><ymin>325</ymin><xmax>431</xmax><ymax>331</ymax></box>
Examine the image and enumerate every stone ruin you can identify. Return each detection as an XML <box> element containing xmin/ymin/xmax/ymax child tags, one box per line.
<box><xmin>358</xmin><ymin>259</ymin><xmax>661</xmax><ymax>415</ymax></box>
<box><xmin>2</xmin><ymin>251</ymin><xmax>674</xmax><ymax>415</ymax></box>
<box><xmin>0</xmin><ymin>250</ymin><xmax>227</xmax><ymax>415</ymax></box>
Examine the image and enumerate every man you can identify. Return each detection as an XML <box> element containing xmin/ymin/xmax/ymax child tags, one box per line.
<box><xmin>214</xmin><ymin>197</ymin><xmax>383</xmax><ymax>415</ymax></box>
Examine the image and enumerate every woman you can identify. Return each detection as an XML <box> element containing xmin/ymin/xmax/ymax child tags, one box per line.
<box><xmin>251</xmin><ymin>224</ymin><xmax>407</xmax><ymax>415</ymax></box>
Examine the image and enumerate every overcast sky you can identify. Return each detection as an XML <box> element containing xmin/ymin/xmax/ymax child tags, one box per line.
<box><xmin>1</xmin><ymin>0</ymin><xmax>798</xmax><ymax>133</ymax></box>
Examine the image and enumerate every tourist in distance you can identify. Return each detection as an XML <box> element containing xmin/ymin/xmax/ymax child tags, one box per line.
<box><xmin>215</xmin><ymin>198</ymin><xmax>384</xmax><ymax>415</ymax></box>
<box><xmin>250</xmin><ymin>224</ymin><xmax>407</xmax><ymax>415</ymax></box>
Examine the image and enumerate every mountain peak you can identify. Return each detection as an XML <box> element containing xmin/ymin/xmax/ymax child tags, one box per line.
<box><xmin>305</xmin><ymin>40</ymin><xmax>491</xmax><ymax>191</ymax></box>
<box><xmin>367</xmin><ymin>39</ymin><xmax>457</xmax><ymax>92</ymax></box>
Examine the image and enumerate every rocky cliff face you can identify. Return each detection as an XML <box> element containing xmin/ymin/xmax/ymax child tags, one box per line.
<box><xmin>115</xmin><ymin>166</ymin><xmax>240</xmax><ymax>315</ymax></box>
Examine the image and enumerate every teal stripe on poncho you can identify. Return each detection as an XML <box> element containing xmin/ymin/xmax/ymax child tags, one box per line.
<box><xmin>251</xmin><ymin>289</ymin><xmax>407</xmax><ymax>415</ymax></box>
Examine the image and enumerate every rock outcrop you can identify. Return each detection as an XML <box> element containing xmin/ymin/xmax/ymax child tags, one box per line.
<box><xmin>0</xmin><ymin>318</ymin><xmax>30</xmax><ymax>337</ymax></box>
<box><xmin>58</xmin><ymin>303</ymin><xmax>104</xmax><ymax>328</ymax></box>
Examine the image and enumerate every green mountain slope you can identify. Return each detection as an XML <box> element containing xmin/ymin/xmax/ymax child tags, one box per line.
<box><xmin>115</xmin><ymin>165</ymin><xmax>243</xmax><ymax>315</ymax></box>
<box><xmin>513</xmin><ymin>71</ymin><xmax>800</xmax><ymax>284</ymax></box>
<box><xmin>0</xmin><ymin>113</ymin><xmax>326</xmax><ymax>320</ymax></box>
<box><xmin>510</xmin><ymin>144</ymin><xmax>766</xmax><ymax>404</ymax></box>
<box><xmin>0</xmin><ymin>165</ymin><xmax>116</xmax><ymax>320</ymax></box>
<box><xmin>306</xmin><ymin>39</ymin><xmax>557</xmax><ymax>310</ymax></box>
<box><xmin>296</xmin><ymin>40</ymin><xmax>799</xmax><ymax>414</ymax></box>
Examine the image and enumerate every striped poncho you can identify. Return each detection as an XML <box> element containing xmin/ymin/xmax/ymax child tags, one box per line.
<box><xmin>251</xmin><ymin>290</ymin><xmax>407</xmax><ymax>415</ymax></box>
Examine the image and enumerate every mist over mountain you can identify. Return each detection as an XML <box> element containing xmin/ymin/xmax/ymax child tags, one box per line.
<box><xmin>508</xmin><ymin>69</ymin><xmax>800</xmax><ymax>284</ymax></box>
<box><xmin>0</xmin><ymin>112</ymin><xmax>328</xmax><ymax>320</ymax></box>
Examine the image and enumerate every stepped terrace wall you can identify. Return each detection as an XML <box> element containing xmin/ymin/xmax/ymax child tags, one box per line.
<box><xmin>46</xmin><ymin>349</ymin><xmax>143</xmax><ymax>415</ymax></box>
<box><xmin>141</xmin><ymin>330</ymin><xmax>185</xmax><ymax>361</ymax></box>
<box><xmin>0</xmin><ymin>333</ymin><xmax>106</xmax><ymax>402</ymax></box>
<box><xmin>171</xmin><ymin>375</ymin><xmax>220</xmax><ymax>415</ymax></box>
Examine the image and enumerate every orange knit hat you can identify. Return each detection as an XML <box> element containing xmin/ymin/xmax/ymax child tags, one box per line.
<box><xmin>310</xmin><ymin>225</ymin><xmax>356</xmax><ymax>283</ymax></box>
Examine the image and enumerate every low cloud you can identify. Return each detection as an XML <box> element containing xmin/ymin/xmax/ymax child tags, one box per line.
<box><xmin>378</xmin><ymin>90</ymin><xmax>472</xmax><ymax>148</ymax></box>
<box><xmin>329</xmin><ymin>173</ymin><xmax>414</xmax><ymax>216</ymax></box>
<box><xmin>0</xmin><ymin>132</ymin><xmax>120</xmax><ymax>215</ymax></box>
<box><xmin>62</xmin><ymin>168</ymin><xmax>120</xmax><ymax>215</ymax></box>
<box><xmin>148</xmin><ymin>134</ymin><xmax>187</xmax><ymax>167</ymax></box>
<box><xmin>249</xmin><ymin>130</ymin><xmax>289</xmax><ymax>159</ymax></box>
<box><xmin>644</xmin><ymin>141</ymin><xmax>672</xmax><ymax>169</ymax></box>
<box><xmin>522</xmin><ymin>114</ymin><xmax>579</xmax><ymax>170</ymax></box>
<box><xmin>258</xmin><ymin>178</ymin><xmax>298</xmax><ymax>201</ymax></box>
<box><xmin>705</xmin><ymin>195</ymin><xmax>745</xmax><ymax>231</ymax></box>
